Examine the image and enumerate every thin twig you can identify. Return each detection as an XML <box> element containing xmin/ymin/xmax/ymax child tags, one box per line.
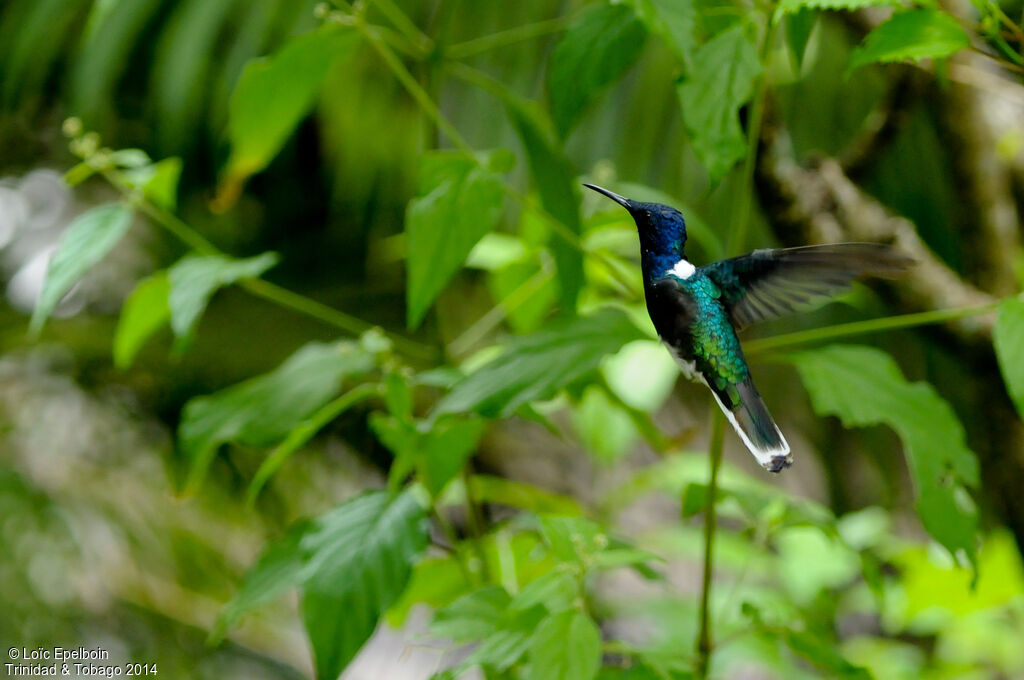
<box><xmin>695</xmin><ymin>409</ymin><xmax>725</xmax><ymax>680</ymax></box>
<box><xmin>445</xmin><ymin>17</ymin><xmax>570</xmax><ymax>59</ymax></box>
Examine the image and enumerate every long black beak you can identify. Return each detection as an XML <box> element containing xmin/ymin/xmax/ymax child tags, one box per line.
<box><xmin>582</xmin><ymin>183</ymin><xmax>631</xmax><ymax>210</ymax></box>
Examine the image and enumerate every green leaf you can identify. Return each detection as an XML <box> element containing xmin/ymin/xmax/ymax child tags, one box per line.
<box><xmin>548</xmin><ymin>2</ymin><xmax>647</xmax><ymax>138</ymax></box>
<box><xmin>539</xmin><ymin>515</ymin><xmax>605</xmax><ymax>563</ymax></box>
<box><xmin>527</xmin><ymin>610</ymin><xmax>601</xmax><ymax>680</ymax></box>
<box><xmin>995</xmin><ymin>297</ymin><xmax>1024</xmax><ymax>418</ymax></box>
<box><xmin>790</xmin><ymin>345</ymin><xmax>979</xmax><ymax>567</ymax></box>
<box><xmin>848</xmin><ymin>10</ymin><xmax>970</xmax><ymax>73</ymax></box>
<box><xmin>223</xmin><ymin>25</ymin><xmax>358</xmax><ymax>188</ymax></box>
<box><xmin>466</xmin><ymin>475</ymin><xmax>585</xmax><ymax>516</ymax></box>
<box><xmin>434</xmin><ymin>308</ymin><xmax>646</xmax><ymax>418</ymax></box>
<box><xmin>300</xmin><ymin>490</ymin><xmax>428</xmax><ymax>680</ymax></box>
<box><xmin>786</xmin><ymin>9</ymin><xmax>817</xmax><ymax>70</ymax></box>
<box><xmin>405</xmin><ymin>150</ymin><xmax>511</xmax><ymax>329</ymax></box>
<box><xmin>509</xmin><ymin>569</ymin><xmax>577</xmax><ymax>614</ymax></box>
<box><xmin>571</xmin><ymin>385</ymin><xmax>638</xmax><ymax>463</ymax></box>
<box><xmin>178</xmin><ymin>341</ymin><xmax>375</xmax><ymax>491</ymax></box>
<box><xmin>372</xmin><ymin>413</ymin><xmax>486</xmax><ymax>498</ymax></box>
<box><xmin>628</xmin><ymin>0</ymin><xmax>699</xmax><ymax>71</ymax></box>
<box><xmin>465</xmin><ymin>605</ymin><xmax>547</xmax><ymax>671</ymax></box>
<box><xmin>143</xmin><ymin>157</ymin><xmax>183</xmax><ymax>210</ymax></box>
<box><xmin>113</xmin><ymin>272</ymin><xmax>171</xmax><ymax>370</ymax></box>
<box><xmin>774</xmin><ymin>0</ymin><xmax>901</xmax><ymax>21</ymax></box>
<box><xmin>167</xmin><ymin>252</ymin><xmax>278</xmax><ymax>343</ymax></box>
<box><xmin>505</xmin><ymin>99</ymin><xmax>585</xmax><ymax>313</ymax></box>
<box><xmin>30</xmin><ymin>203</ymin><xmax>133</xmax><ymax>334</ymax></box>
<box><xmin>782</xmin><ymin>629</ymin><xmax>872</xmax><ymax>680</ymax></box>
<box><xmin>676</xmin><ymin>25</ymin><xmax>761</xmax><ymax>182</ymax></box>
<box><xmin>430</xmin><ymin>586</ymin><xmax>512</xmax><ymax>642</ymax></box>
<box><xmin>487</xmin><ymin>258</ymin><xmax>558</xmax><ymax>333</ymax></box>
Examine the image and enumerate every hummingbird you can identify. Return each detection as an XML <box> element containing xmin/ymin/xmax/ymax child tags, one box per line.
<box><xmin>583</xmin><ymin>183</ymin><xmax>911</xmax><ymax>472</ymax></box>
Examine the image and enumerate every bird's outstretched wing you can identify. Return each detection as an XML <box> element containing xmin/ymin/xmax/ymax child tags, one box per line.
<box><xmin>701</xmin><ymin>243</ymin><xmax>912</xmax><ymax>330</ymax></box>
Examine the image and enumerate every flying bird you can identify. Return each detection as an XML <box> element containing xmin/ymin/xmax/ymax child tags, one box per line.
<box><xmin>583</xmin><ymin>183</ymin><xmax>911</xmax><ymax>472</ymax></box>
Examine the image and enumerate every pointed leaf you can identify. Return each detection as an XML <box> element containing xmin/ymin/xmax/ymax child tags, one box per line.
<box><xmin>405</xmin><ymin>150</ymin><xmax>512</xmax><ymax>328</ymax></box>
<box><xmin>849</xmin><ymin>10</ymin><xmax>970</xmax><ymax>72</ymax></box>
<box><xmin>113</xmin><ymin>272</ymin><xmax>171</xmax><ymax>369</ymax></box>
<box><xmin>505</xmin><ymin>99</ymin><xmax>585</xmax><ymax>313</ymax></box>
<box><xmin>526</xmin><ymin>610</ymin><xmax>601</xmax><ymax>680</ymax></box>
<box><xmin>223</xmin><ymin>26</ymin><xmax>358</xmax><ymax>189</ymax></box>
<box><xmin>790</xmin><ymin>345</ymin><xmax>979</xmax><ymax>567</ymax></box>
<box><xmin>994</xmin><ymin>297</ymin><xmax>1024</xmax><ymax>419</ymax></box>
<box><xmin>167</xmin><ymin>252</ymin><xmax>278</xmax><ymax>343</ymax></box>
<box><xmin>302</xmin><ymin>490</ymin><xmax>428</xmax><ymax>680</ymax></box>
<box><xmin>179</xmin><ymin>341</ymin><xmax>375</xmax><ymax>491</ymax></box>
<box><xmin>548</xmin><ymin>2</ymin><xmax>647</xmax><ymax>137</ymax></box>
<box><xmin>434</xmin><ymin>308</ymin><xmax>646</xmax><ymax>418</ymax></box>
<box><xmin>677</xmin><ymin>25</ymin><xmax>761</xmax><ymax>182</ymax></box>
<box><xmin>30</xmin><ymin>203</ymin><xmax>133</xmax><ymax>333</ymax></box>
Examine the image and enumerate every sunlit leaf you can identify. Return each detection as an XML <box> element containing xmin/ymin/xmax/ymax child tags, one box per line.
<box><xmin>848</xmin><ymin>10</ymin><xmax>970</xmax><ymax>73</ymax></box>
<box><xmin>167</xmin><ymin>252</ymin><xmax>278</xmax><ymax>343</ymax></box>
<box><xmin>434</xmin><ymin>308</ymin><xmax>646</xmax><ymax>418</ymax></box>
<box><xmin>178</xmin><ymin>341</ymin><xmax>375</xmax><ymax>491</ymax></box>
<box><xmin>509</xmin><ymin>569</ymin><xmax>577</xmax><ymax>613</ymax></box>
<box><xmin>774</xmin><ymin>0</ymin><xmax>901</xmax><ymax>20</ymax></box>
<box><xmin>994</xmin><ymin>297</ymin><xmax>1024</xmax><ymax>419</ymax></box>
<box><xmin>677</xmin><ymin>25</ymin><xmax>761</xmax><ymax>182</ymax></box>
<box><xmin>302</xmin><ymin>490</ymin><xmax>428</xmax><ymax>680</ymax></box>
<box><xmin>405</xmin><ymin>149</ymin><xmax>512</xmax><ymax>329</ymax></box>
<box><xmin>527</xmin><ymin>610</ymin><xmax>602</xmax><ymax>680</ymax></box>
<box><xmin>505</xmin><ymin>98</ymin><xmax>585</xmax><ymax>313</ymax></box>
<box><xmin>113</xmin><ymin>272</ymin><xmax>170</xmax><ymax>369</ymax></box>
<box><xmin>571</xmin><ymin>385</ymin><xmax>638</xmax><ymax>463</ymax></box>
<box><xmin>548</xmin><ymin>2</ymin><xmax>647</xmax><ymax>138</ymax></box>
<box><xmin>222</xmin><ymin>26</ymin><xmax>358</xmax><ymax>192</ymax></box>
<box><xmin>30</xmin><ymin>203</ymin><xmax>133</xmax><ymax>334</ymax></box>
<box><xmin>790</xmin><ymin>344</ymin><xmax>979</xmax><ymax>568</ymax></box>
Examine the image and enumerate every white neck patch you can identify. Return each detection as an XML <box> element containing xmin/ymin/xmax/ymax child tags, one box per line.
<box><xmin>669</xmin><ymin>259</ymin><xmax>696</xmax><ymax>279</ymax></box>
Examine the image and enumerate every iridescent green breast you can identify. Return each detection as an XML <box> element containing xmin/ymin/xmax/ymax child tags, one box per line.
<box><xmin>676</xmin><ymin>273</ymin><xmax>750</xmax><ymax>391</ymax></box>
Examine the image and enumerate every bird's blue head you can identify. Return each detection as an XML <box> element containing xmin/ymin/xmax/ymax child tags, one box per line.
<box><xmin>583</xmin><ymin>184</ymin><xmax>688</xmax><ymax>280</ymax></box>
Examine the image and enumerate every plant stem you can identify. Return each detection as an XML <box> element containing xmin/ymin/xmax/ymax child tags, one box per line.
<box><xmin>445</xmin><ymin>17</ymin><xmax>570</xmax><ymax>59</ymax></box>
<box><xmin>367</xmin><ymin>0</ymin><xmax>433</xmax><ymax>52</ymax></box>
<box><xmin>695</xmin><ymin>408</ymin><xmax>725</xmax><ymax>680</ymax></box>
<box><xmin>743</xmin><ymin>301</ymin><xmax>1000</xmax><ymax>355</ymax></box>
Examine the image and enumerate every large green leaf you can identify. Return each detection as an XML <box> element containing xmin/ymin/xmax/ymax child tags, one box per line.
<box><xmin>302</xmin><ymin>490</ymin><xmax>428</xmax><ymax>680</ymax></box>
<box><xmin>790</xmin><ymin>345</ymin><xmax>979</xmax><ymax>567</ymax></box>
<box><xmin>628</xmin><ymin>0</ymin><xmax>699</xmax><ymax>71</ymax></box>
<box><xmin>548</xmin><ymin>2</ymin><xmax>647</xmax><ymax>138</ymax></box>
<box><xmin>848</xmin><ymin>10</ymin><xmax>970</xmax><ymax>72</ymax></box>
<box><xmin>505</xmin><ymin>99</ymin><xmax>585</xmax><ymax>313</ymax></box>
<box><xmin>526</xmin><ymin>610</ymin><xmax>602</xmax><ymax>680</ymax></box>
<box><xmin>178</xmin><ymin>341</ymin><xmax>374</xmax><ymax>491</ymax></box>
<box><xmin>223</xmin><ymin>25</ymin><xmax>358</xmax><ymax>189</ymax></box>
<box><xmin>113</xmin><ymin>272</ymin><xmax>171</xmax><ymax>369</ymax></box>
<box><xmin>30</xmin><ymin>203</ymin><xmax>134</xmax><ymax>334</ymax></box>
<box><xmin>676</xmin><ymin>25</ymin><xmax>761</xmax><ymax>182</ymax></box>
<box><xmin>434</xmin><ymin>308</ymin><xmax>646</xmax><ymax>418</ymax></box>
<box><xmin>167</xmin><ymin>252</ymin><xmax>278</xmax><ymax>343</ymax></box>
<box><xmin>995</xmin><ymin>297</ymin><xmax>1024</xmax><ymax>419</ymax></box>
<box><xmin>405</xmin><ymin>150</ymin><xmax>512</xmax><ymax>329</ymax></box>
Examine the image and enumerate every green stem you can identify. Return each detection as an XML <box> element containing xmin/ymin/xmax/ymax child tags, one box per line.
<box><xmin>367</xmin><ymin>0</ymin><xmax>433</xmax><ymax>52</ymax></box>
<box><xmin>445</xmin><ymin>16</ymin><xmax>570</xmax><ymax>59</ymax></box>
<box><xmin>695</xmin><ymin>408</ymin><xmax>725</xmax><ymax>680</ymax></box>
<box><xmin>743</xmin><ymin>301</ymin><xmax>1000</xmax><ymax>355</ymax></box>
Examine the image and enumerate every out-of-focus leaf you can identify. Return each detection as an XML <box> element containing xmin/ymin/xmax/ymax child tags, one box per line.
<box><xmin>539</xmin><ymin>515</ymin><xmax>605</xmax><ymax>563</ymax></box>
<box><xmin>786</xmin><ymin>9</ymin><xmax>817</xmax><ymax>69</ymax></box>
<box><xmin>548</xmin><ymin>3</ymin><xmax>647</xmax><ymax>138</ymax></box>
<box><xmin>167</xmin><ymin>252</ymin><xmax>278</xmax><ymax>343</ymax></box>
<box><xmin>629</xmin><ymin>0</ymin><xmax>698</xmax><ymax>70</ymax></box>
<box><xmin>1</xmin><ymin>0</ymin><xmax>86</xmax><ymax>106</ymax></box>
<box><xmin>464</xmin><ymin>605</ymin><xmax>548</xmax><ymax>671</ymax></box>
<box><xmin>434</xmin><ymin>308</ymin><xmax>646</xmax><ymax>418</ymax></box>
<box><xmin>509</xmin><ymin>569</ymin><xmax>577</xmax><ymax>613</ymax></box>
<box><xmin>430</xmin><ymin>586</ymin><xmax>511</xmax><ymax>642</ymax></box>
<box><xmin>113</xmin><ymin>272</ymin><xmax>171</xmax><ymax>369</ymax></box>
<box><xmin>487</xmin><ymin>258</ymin><xmax>557</xmax><ymax>333</ymax></box>
<box><xmin>301</xmin><ymin>490</ymin><xmax>428</xmax><ymax>680</ymax></box>
<box><xmin>994</xmin><ymin>297</ymin><xmax>1024</xmax><ymax>418</ymax></box>
<box><xmin>178</xmin><ymin>341</ymin><xmax>375</xmax><ymax>491</ymax></box>
<box><xmin>596</xmin><ymin>663</ymin><xmax>666</xmax><ymax>680</ymax></box>
<box><xmin>372</xmin><ymin>413</ymin><xmax>486</xmax><ymax>498</ymax></box>
<box><xmin>774</xmin><ymin>0</ymin><xmax>901</xmax><ymax>20</ymax></box>
<box><xmin>848</xmin><ymin>10</ymin><xmax>970</xmax><ymax>73</ymax></box>
<box><xmin>571</xmin><ymin>385</ymin><xmax>638</xmax><ymax>463</ymax></box>
<box><xmin>790</xmin><ymin>345</ymin><xmax>979</xmax><ymax>568</ymax></box>
<box><xmin>450</xmin><ymin>475</ymin><xmax>584</xmax><ymax>516</ymax></box>
<box><xmin>30</xmin><ymin>203</ymin><xmax>133</xmax><ymax>334</ymax></box>
<box><xmin>222</xmin><ymin>25</ymin><xmax>358</xmax><ymax>191</ymax></box>
<box><xmin>601</xmin><ymin>339</ymin><xmax>680</xmax><ymax>413</ymax></box>
<box><xmin>527</xmin><ymin>610</ymin><xmax>602</xmax><ymax>680</ymax></box>
<box><xmin>505</xmin><ymin>98</ymin><xmax>585</xmax><ymax>313</ymax></box>
<box><xmin>677</xmin><ymin>25</ymin><xmax>761</xmax><ymax>182</ymax></box>
<box><xmin>405</xmin><ymin>150</ymin><xmax>512</xmax><ymax>329</ymax></box>
<box><xmin>776</xmin><ymin>526</ymin><xmax>860</xmax><ymax>605</ymax></box>
<box><xmin>782</xmin><ymin>629</ymin><xmax>872</xmax><ymax>679</ymax></box>
<box><xmin>121</xmin><ymin>157</ymin><xmax>183</xmax><ymax>211</ymax></box>
<box><xmin>386</xmin><ymin>555</ymin><xmax>467</xmax><ymax>626</ymax></box>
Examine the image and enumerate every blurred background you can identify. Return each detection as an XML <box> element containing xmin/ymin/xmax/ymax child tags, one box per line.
<box><xmin>1</xmin><ymin>0</ymin><xmax>1024</xmax><ymax>678</ymax></box>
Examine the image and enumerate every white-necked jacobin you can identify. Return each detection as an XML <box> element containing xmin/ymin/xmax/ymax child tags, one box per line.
<box><xmin>584</xmin><ymin>183</ymin><xmax>911</xmax><ymax>472</ymax></box>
